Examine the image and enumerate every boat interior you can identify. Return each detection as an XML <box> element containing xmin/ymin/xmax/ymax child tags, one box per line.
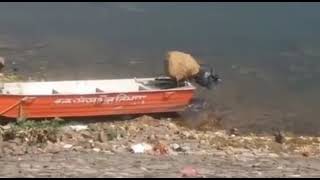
<box><xmin>0</xmin><ymin>77</ymin><xmax>194</xmax><ymax>95</ymax></box>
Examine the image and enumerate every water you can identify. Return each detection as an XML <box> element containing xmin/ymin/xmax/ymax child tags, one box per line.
<box><xmin>0</xmin><ymin>2</ymin><xmax>320</xmax><ymax>135</ymax></box>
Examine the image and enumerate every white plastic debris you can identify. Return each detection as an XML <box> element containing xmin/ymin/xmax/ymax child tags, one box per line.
<box><xmin>170</xmin><ymin>144</ymin><xmax>190</xmax><ymax>153</ymax></box>
<box><xmin>0</xmin><ymin>124</ymin><xmax>11</xmax><ymax>130</ymax></box>
<box><xmin>171</xmin><ymin>143</ymin><xmax>180</xmax><ymax>150</ymax></box>
<box><xmin>68</xmin><ymin>124</ymin><xmax>88</xmax><ymax>132</ymax></box>
<box><xmin>130</xmin><ymin>143</ymin><xmax>153</xmax><ymax>154</ymax></box>
<box><xmin>289</xmin><ymin>175</ymin><xmax>301</xmax><ymax>178</ymax></box>
<box><xmin>93</xmin><ymin>148</ymin><xmax>101</xmax><ymax>152</ymax></box>
<box><xmin>63</xmin><ymin>144</ymin><xmax>73</xmax><ymax>149</ymax></box>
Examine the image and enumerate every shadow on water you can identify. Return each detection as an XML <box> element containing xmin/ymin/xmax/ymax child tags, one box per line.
<box><xmin>175</xmin><ymin>98</ymin><xmax>224</xmax><ymax>131</ymax></box>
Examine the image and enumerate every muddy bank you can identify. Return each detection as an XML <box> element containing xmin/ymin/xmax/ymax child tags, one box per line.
<box><xmin>1</xmin><ymin>151</ymin><xmax>320</xmax><ymax>178</ymax></box>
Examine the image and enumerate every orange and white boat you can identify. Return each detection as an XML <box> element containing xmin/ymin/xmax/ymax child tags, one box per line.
<box><xmin>0</xmin><ymin>77</ymin><xmax>196</xmax><ymax>119</ymax></box>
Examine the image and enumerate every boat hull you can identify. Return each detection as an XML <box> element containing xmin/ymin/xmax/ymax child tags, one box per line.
<box><xmin>0</xmin><ymin>89</ymin><xmax>195</xmax><ymax>119</ymax></box>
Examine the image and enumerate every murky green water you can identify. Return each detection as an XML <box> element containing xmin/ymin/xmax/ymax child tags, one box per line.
<box><xmin>0</xmin><ymin>2</ymin><xmax>320</xmax><ymax>135</ymax></box>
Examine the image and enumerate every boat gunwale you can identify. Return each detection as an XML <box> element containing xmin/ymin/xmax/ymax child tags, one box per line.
<box><xmin>0</xmin><ymin>78</ymin><xmax>196</xmax><ymax>97</ymax></box>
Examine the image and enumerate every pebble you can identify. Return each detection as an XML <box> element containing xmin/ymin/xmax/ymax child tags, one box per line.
<box><xmin>164</xmin><ymin>134</ymin><xmax>170</xmax><ymax>140</ymax></box>
<box><xmin>268</xmin><ymin>153</ymin><xmax>279</xmax><ymax>158</ymax></box>
<box><xmin>180</xmin><ymin>165</ymin><xmax>200</xmax><ymax>177</ymax></box>
<box><xmin>63</xmin><ymin>144</ymin><xmax>73</xmax><ymax>149</ymax></box>
<box><xmin>289</xmin><ymin>174</ymin><xmax>301</xmax><ymax>177</ymax></box>
<box><xmin>182</xmin><ymin>131</ymin><xmax>191</xmax><ymax>138</ymax></box>
<box><xmin>93</xmin><ymin>148</ymin><xmax>101</xmax><ymax>152</ymax></box>
<box><xmin>167</xmin><ymin>123</ymin><xmax>179</xmax><ymax>131</ymax></box>
<box><xmin>200</xmin><ymin>140</ymin><xmax>207</xmax><ymax>145</ymax></box>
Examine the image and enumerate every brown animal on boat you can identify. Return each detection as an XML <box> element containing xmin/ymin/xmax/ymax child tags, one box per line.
<box><xmin>165</xmin><ymin>51</ymin><xmax>200</xmax><ymax>85</ymax></box>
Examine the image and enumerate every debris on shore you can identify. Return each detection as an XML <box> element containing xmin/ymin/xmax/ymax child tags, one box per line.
<box><xmin>0</xmin><ymin>115</ymin><xmax>319</xmax><ymax>158</ymax></box>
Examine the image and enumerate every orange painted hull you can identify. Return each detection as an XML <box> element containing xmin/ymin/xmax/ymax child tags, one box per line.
<box><xmin>0</xmin><ymin>89</ymin><xmax>195</xmax><ymax>119</ymax></box>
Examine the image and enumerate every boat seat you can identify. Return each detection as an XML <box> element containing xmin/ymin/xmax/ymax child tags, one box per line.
<box><xmin>52</xmin><ymin>89</ymin><xmax>59</xmax><ymax>94</ymax></box>
<box><xmin>96</xmin><ymin>88</ymin><xmax>104</xmax><ymax>93</ymax></box>
<box><xmin>134</xmin><ymin>79</ymin><xmax>152</xmax><ymax>91</ymax></box>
